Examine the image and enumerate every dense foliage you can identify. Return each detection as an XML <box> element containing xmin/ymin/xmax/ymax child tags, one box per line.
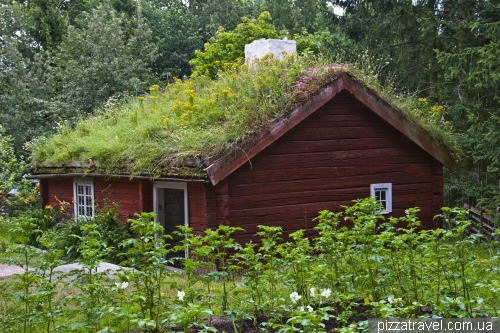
<box><xmin>1</xmin><ymin>199</ymin><xmax>500</xmax><ymax>332</ymax></box>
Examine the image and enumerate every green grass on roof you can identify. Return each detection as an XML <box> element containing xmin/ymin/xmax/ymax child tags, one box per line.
<box><xmin>31</xmin><ymin>55</ymin><xmax>458</xmax><ymax>177</ymax></box>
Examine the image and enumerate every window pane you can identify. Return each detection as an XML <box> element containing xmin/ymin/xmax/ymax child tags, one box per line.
<box><xmin>75</xmin><ymin>181</ymin><xmax>94</xmax><ymax>218</ymax></box>
<box><xmin>375</xmin><ymin>189</ymin><xmax>387</xmax><ymax>209</ymax></box>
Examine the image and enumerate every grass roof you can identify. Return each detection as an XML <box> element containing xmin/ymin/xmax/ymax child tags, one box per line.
<box><xmin>31</xmin><ymin>55</ymin><xmax>458</xmax><ymax>178</ymax></box>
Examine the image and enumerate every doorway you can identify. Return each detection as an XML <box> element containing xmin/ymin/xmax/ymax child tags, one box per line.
<box><xmin>153</xmin><ymin>181</ymin><xmax>188</xmax><ymax>259</ymax></box>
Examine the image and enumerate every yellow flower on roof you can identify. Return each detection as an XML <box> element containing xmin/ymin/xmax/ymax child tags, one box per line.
<box><xmin>430</xmin><ymin>105</ymin><xmax>444</xmax><ymax>116</ymax></box>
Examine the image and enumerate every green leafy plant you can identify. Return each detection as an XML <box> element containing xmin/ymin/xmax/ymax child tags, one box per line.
<box><xmin>119</xmin><ymin>212</ymin><xmax>174</xmax><ymax>331</ymax></box>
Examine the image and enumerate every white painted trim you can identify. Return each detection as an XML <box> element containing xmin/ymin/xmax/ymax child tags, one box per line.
<box><xmin>153</xmin><ymin>181</ymin><xmax>189</xmax><ymax>258</ymax></box>
<box><xmin>73</xmin><ymin>177</ymin><xmax>95</xmax><ymax>219</ymax></box>
<box><xmin>153</xmin><ymin>181</ymin><xmax>189</xmax><ymax>228</ymax></box>
<box><xmin>370</xmin><ymin>183</ymin><xmax>392</xmax><ymax>214</ymax></box>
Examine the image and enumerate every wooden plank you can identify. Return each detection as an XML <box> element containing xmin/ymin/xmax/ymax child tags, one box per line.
<box><xmin>299</xmin><ymin>119</ymin><xmax>391</xmax><ymax>128</ymax></box>
<box><xmin>283</xmin><ymin>126</ymin><xmax>402</xmax><ymax>141</ymax></box>
<box><xmin>229</xmin><ymin>164</ymin><xmax>430</xmax><ymax>185</ymax></box>
<box><xmin>258</xmin><ymin>137</ymin><xmax>411</xmax><ymax>156</ymax></box>
<box><xmin>229</xmin><ymin>171</ymin><xmax>434</xmax><ymax>197</ymax></box>
<box><xmin>242</xmin><ymin>149</ymin><xmax>431</xmax><ymax>173</ymax></box>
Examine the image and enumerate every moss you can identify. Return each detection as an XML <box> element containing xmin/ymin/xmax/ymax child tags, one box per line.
<box><xmin>30</xmin><ymin>55</ymin><xmax>458</xmax><ymax>177</ymax></box>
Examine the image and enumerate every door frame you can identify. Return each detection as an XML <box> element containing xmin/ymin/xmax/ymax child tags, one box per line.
<box><xmin>153</xmin><ymin>181</ymin><xmax>189</xmax><ymax>253</ymax></box>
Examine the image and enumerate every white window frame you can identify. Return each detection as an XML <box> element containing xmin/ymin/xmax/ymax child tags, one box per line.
<box><xmin>370</xmin><ymin>183</ymin><xmax>392</xmax><ymax>214</ymax></box>
<box><xmin>73</xmin><ymin>177</ymin><xmax>95</xmax><ymax>219</ymax></box>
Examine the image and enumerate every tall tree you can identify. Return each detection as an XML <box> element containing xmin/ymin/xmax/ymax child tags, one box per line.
<box><xmin>53</xmin><ymin>6</ymin><xmax>157</xmax><ymax>116</ymax></box>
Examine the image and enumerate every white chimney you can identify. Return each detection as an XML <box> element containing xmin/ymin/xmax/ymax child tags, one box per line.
<box><xmin>244</xmin><ymin>38</ymin><xmax>296</xmax><ymax>63</ymax></box>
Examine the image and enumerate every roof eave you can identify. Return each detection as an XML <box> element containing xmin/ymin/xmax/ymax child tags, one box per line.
<box><xmin>30</xmin><ymin>164</ymin><xmax>210</xmax><ymax>182</ymax></box>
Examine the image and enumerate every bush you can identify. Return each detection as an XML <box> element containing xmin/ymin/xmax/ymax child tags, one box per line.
<box><xmin>8</xmin><ymin>208</ymin><xmax>58</xmax><ymax>247</ymax></box>
<box><xmin>48</xmin><ymin>204</ymin><xmax>132</xmax><ymax>263</ymax></box>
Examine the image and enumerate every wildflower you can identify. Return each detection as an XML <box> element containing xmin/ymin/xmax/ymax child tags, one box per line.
<box><xmin>45</xmin><ymin>204</ymin><xmax>53</xmax><ymax>210</ymax></box>
<box><xmin>320</xmin><ymin>289</ymin><xmax>331</xmax><ymax>298</ymax></box>
<box><xmin>310</xmin><ymin>287</ymin><xmax>316</xmax><ymax>298</ymax></box>
<box><xmin>290</xmin><ymin>292</ymin><xmax>301</xmax><ymax>303</ymax></box>
<box><xmin>115</xmin><ymin>281</ymin><xmax>128</xmax><ymax>289</ymax></box>
<box><xmin>177</xmin><ymin>290</ymin><xmax>185</xmax><ymax>301</ymax></box>
<box><xmin>299</xmin><ymin>306</ymin><xmax>305</xmax><ymax>312</ymax></box>
<box><xmin>138</xmin><ymin>96</ymin><xmax>145</xmax><ymax>101</ymax></box>
<box><xmin>388</xmin><ymin>297</ymin><xmax>393</xmax><ymax>303</ymax></box>
<box><xmin>307</xmin><ymin>305</ymin><xmax>314</xmax><ymax>313</ymax></box>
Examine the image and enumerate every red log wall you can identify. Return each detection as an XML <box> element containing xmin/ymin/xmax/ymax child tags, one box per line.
<box><xmin>40</xmin><ymin>177</ymin><xmax>209</xmax><ymax>233</ymax></box>
<box><xmin>222</xmin><ymin>90</ymin><xmax>443</xmax><ymax>242</ymax></box>
<box><xmin>40</xmin><ymin>177</ymin><xmax>153</xmax><ymax>224</ymax></box>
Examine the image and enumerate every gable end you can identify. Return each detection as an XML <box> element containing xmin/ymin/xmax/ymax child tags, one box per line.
<box><xmin>205</xmin><ymin>73</ymin><xmax>455</xmax><ymax>186</ymax></box>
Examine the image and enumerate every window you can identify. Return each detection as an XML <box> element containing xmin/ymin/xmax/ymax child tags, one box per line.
<box><xmin>73</xmin><ymin>178</ymin><xmax>95</xmax><ymax>219</ymax></box>
<box><xmin>370</xmin><ymin>183</ymin><xmax>392</xmax><ymax>214</ymax></box>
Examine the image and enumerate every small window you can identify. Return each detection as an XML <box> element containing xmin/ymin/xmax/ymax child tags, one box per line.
<box><xmin>370</xmin><ymin>183</ymin><xmax>392</xmax><ymax>214</ymax></box>
<box><xmin>73</xmin><ymin>178</ymin><xmax>95</xmax><ymax>219</ymax></box>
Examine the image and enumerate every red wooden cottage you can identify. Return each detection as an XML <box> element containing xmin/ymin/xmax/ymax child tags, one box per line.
<box><xmin>31</xmin><ymin>69</ymin><xmax>456</xmax><ymax>244</ymax></box>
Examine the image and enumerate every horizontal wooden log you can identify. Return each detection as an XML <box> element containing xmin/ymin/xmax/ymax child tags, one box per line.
<box><xmin>230</xmin><ymin>163</ymin><xmax>431</xmax><ymax>185</ymax></box>
<box><xmin>284</xmin><ymin>126</ymin><xmax>401</xmax><ymax>141</ymax></box>
<box><xmin>259</xmin><ymin>137</ymin><xmax>413</xmax><ymax>156</ymax></box>
<box><xmin>229</xmin><ymin>171</ymin><xmax>434</xmax><ymax>197</ymax></box>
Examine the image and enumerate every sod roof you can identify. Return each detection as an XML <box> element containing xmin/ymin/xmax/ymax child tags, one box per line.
<box><xmin>30</xmin><ymin>57</ymin><xmax>457</xmax><ymax>184</ymax></box>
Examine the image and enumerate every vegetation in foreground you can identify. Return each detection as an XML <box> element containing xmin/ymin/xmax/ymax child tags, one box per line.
<box><xmin>1</xmin><ymin>198</ymin><xmax>499</xmax><ymax>333</ymax></box>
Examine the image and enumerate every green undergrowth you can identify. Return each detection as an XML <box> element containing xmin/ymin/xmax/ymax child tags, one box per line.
<box><xmin>31</xmin><ymin>54</ymin><xmax>458</xmax><ymax>177</ymax></box>
<box><xmin>1</xmin><ymin>198</ymin><xmax>500</xmax><ymax>332</ymax></box>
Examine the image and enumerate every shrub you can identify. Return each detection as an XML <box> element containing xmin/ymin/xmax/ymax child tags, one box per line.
<box><xmin>48</xmin><ymin>204</ymin><xmax>132</xmax><ymax>263</ymax></box>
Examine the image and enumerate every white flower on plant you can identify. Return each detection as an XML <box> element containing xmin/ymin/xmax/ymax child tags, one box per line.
<box><xmin>320</xmin><ymin>289</ymin><xmax>331</xmax><ymax>298</ymax></box>
<box><xmin>307</xmin><ymin>305</ymin><xmax>314</xmax><ymax>313</ymax></box>
<box><xmin>290</xmin><ymin>292</ymin><xmax>302</xmax><ymax>303</ymax></box>
<box><xmin>388</xmin><ymin>297</ymin><xmax>393</xmax><ymax>303</ymax></box>
<box><xmin>299</xmin><ymin>306</ymin><xmax>305</xmax><ymax>312</ymax></box>
<box><xmin>310</xmin><ymin>287</ymin><xmax>316</xmax><ymax>298</ymax></box>
<box><xmin>177</xmin><ymin>290</ymin><xmax>185</xmax><ymax>301</ymax></box>
<box><xmin>115</xmin><ymin>281</ymin><xmax>128</xmax><ymax>289</ymax></box>
<box><xmin>405</xmin><ymin>210</ymin><xmax>410</xmax><ymax>215</ymax></box>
